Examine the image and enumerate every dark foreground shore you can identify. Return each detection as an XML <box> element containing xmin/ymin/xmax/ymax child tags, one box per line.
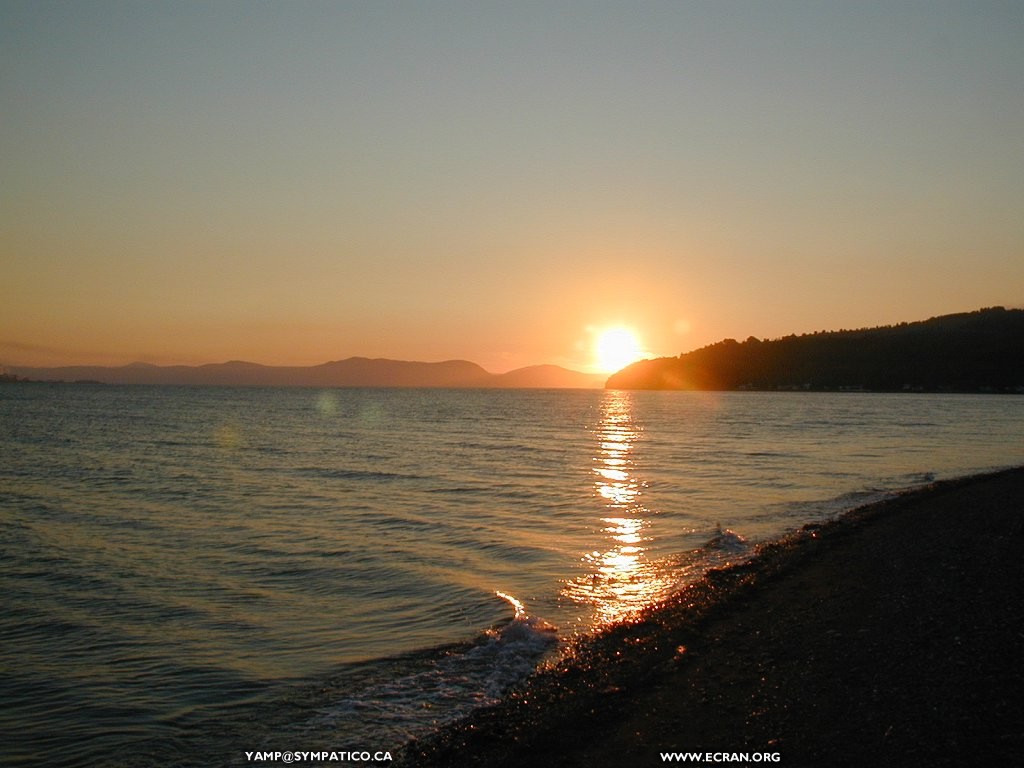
<box><xmin>401</xmin><ymin>468</ymin><xmax>1024</xmax><ymax>768</ymax></box>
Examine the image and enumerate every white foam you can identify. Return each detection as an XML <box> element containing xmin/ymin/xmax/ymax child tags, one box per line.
<box><xmin>706</xmin><ymin>525</ymin><xmax>749</xmax><ymax>553</ymax></box>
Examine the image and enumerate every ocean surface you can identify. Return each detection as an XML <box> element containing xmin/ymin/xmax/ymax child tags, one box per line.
<box><xmin>2</xmin><ymin>385</ymin><xmax>1022</xmax><ymax>766</ymax></box>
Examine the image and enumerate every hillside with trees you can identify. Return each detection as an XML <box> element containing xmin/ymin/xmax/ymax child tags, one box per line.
<box><xmin>606</xmin><ymin>307</ymin><xmax>1024</xmax><ymax>393</ymax></box>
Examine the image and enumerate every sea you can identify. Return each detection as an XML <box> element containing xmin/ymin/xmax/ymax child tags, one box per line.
<box><xmin>2</xmin><ymin>385</ymin><xmax>1022</xmax><ymax>766</ymax></box>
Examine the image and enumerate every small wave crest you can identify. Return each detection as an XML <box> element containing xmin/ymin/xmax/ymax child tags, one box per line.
<box><xmin>486</xmin><ymin>591</ymin><xmax>558</xmax><ymax>670</ymax></box>
<box><xmin>661</xmin><ymin>525</ymin><xmax>755</xmax><ymax>590</ymax></box>
<box><xmin>705</xmin><ymin>525</ymin><xmax>749</xmax><ymax>553</ymax></box>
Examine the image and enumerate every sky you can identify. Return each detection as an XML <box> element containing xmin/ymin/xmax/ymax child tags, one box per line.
<box><xmin>3</xmin><ymin>1</ymin><xmax>1022</xmax><ymax>373</ymax></box>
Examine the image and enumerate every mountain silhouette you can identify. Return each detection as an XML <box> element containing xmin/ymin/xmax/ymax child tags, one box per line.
<box><xmin>606</xmin><ymin>307</ymin><xmax>1024</xmax><ymax>393</ymax></box>
<box><xmin>5</xmin><ymin>357</ymin><xmax>603</xmax><ymax>389</ymax></box>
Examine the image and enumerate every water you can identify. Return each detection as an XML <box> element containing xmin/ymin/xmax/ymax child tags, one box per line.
<box><xmin>2</xmin><ymin>386</ymin><xmax>1022</xmax><ymax>766</ymax></box>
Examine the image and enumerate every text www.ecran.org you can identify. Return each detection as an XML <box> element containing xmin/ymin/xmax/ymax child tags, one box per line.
<box><xmin>661</xmin><ymin>753</ymin><xmax>781</xmax><ymax>763</ymax></box>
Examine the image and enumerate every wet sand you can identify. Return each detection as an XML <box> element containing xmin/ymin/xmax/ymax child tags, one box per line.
<box><xmin>401</xmin><ymin>467</ymin><xmax>1024</xmax><ymax>767</ymax></box>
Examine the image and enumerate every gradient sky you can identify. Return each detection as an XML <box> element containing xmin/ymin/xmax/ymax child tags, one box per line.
<box><xmin>3</xmin><ymin>1</ymin><xmax>1022</xmax><ymax>373</ymax></box>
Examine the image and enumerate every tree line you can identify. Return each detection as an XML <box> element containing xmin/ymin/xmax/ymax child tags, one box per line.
<box><xmin>606</xmin><ymin>307</ymin><xmax>1024</xmax><ymax>393</ymax></box>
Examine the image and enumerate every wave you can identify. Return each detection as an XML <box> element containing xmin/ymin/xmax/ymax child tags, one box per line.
<box><xmin>492</xmin><ymin>590</ymin><xmax>559</xmax><ymax>649</ymax></box>
<box><xmin>246</xmin><ymin>592</ymin><xmax>560</xmax><ymax>752</ymax></box>
<box><xmin>705</xmin><ymin>525</ymin><xmax>749</xmax><ymax>553</ymax></box>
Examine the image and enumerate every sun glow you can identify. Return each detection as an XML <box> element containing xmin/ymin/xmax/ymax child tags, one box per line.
<box><xmin>594</xmin><ymin>327</ymin><xmax>644</xmax><ymax>373</ymax></box>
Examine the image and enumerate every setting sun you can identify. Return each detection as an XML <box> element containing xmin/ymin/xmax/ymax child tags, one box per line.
<box><xmin>594</xmin><ymin>327</ymin><xmax>645</xmax><ymax>373</ymax></box>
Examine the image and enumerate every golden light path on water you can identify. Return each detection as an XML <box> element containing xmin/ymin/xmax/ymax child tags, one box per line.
<box><xmin>563</xmin><ymin>390</ymin><xmax>678</xmax><ymax>625</ymax></box>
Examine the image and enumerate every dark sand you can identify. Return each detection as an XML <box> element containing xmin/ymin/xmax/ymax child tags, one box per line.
<box><xmin>401</xmin><ymin>468</ymin><xmax>1024</xmax><ymax>767</ymax></box>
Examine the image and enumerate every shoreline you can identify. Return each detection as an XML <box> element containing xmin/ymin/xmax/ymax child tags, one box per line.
<box><xmin>400</xmin><ymin>467</ymin><xmax>1024</xmax><ymax>767</ymax></box>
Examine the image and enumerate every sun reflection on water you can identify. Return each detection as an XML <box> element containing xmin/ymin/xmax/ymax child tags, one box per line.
<box><xmin>563</xmin><ymin>390</ymin><xmax>676</xmax><ymax>626</ymax></box>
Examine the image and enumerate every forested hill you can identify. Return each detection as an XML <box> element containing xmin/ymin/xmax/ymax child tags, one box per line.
<box><xmin>606</xmin><ymin>308</ymin><xmax>1024</xmax><ymax>393</ymax></box>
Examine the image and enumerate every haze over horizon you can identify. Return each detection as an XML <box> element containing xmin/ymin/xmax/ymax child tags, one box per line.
<box><xmin>3</xmin><ymin>2</ymin><xmax>1022</xmax><ymax>374</ymax></box>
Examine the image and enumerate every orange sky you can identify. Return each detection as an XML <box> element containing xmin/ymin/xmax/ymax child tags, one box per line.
<box><xmin>3</xmin><ymin>3</ymin><xmax>1022</xmax><ymax>374</ymax></box>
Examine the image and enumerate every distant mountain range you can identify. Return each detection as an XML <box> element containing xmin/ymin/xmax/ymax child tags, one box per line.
<box><xmin>606</xmin><ymin>307</ymin><xmax>1024</xmax><ymax>393</ymax></box>
<box><xmin>3</xmin><ymin>357</ymin><xmax>605</xmax><ymax>389</ymax></box>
